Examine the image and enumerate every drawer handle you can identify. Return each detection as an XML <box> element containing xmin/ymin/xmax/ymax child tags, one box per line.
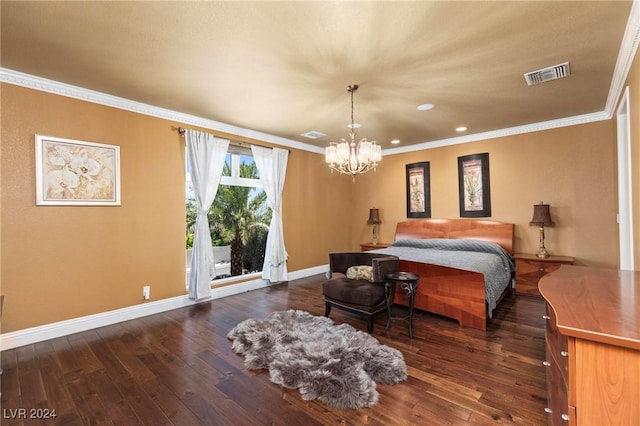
<box><xmin>560</xmin><ymin>351</ymin><xmax>568</xmax><ymax>357</ymax></box>
<box><xmin>561</xmin><ymin>414</ymin><xmax>570</xmax><ymax>421</ymax></box>
<box><xmin>544</xmin><ymin>407</ymin><xmax>552</xmax><ymax>414</ymax></box>
<box><xmin>542</xmin><ymin>361</ymin><xmax>551</xmax><ymax>367</ymax></box>
<box><xmin>542</xmin><ymin>315</ymin><xmax>550</xmax><ymax>320</ymax></box>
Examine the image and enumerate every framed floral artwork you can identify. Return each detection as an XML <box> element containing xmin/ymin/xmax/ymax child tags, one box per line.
<box><xmin>35</xmin><ymin>135</ymin><xmax>121</xmax><ymax>206</ymax></box>
<box><xmin>406</xmin><ymin>161</ymin><xmax>431</xmax><ymax>218</ymax></box>
<box><xmin>458</xmin><ymin>153</ymin><xmax>491</xmax><ymax>217</ymax></box>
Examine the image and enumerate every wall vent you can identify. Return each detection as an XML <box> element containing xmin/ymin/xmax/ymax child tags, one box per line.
<box><xmin>300</xmin><ymin>130</ymin><xmax>326</xmax><ymax>139</ymax></box>
<box><xmin>524</xmin><ymin>62</ymin><xmax>570</xmax><ymax>86</ymax></box>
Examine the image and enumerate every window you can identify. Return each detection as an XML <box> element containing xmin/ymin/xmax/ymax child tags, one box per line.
<box><xmin>186</xmin><ymin>145</ymin><xmax>270</xmax><ymax>283</ymax></box>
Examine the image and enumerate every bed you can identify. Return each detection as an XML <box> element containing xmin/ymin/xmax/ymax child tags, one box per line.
<box><xmin>372</xmin><ymin>218</ymin><xmax>515</xmax><ymax>331</ymax></box>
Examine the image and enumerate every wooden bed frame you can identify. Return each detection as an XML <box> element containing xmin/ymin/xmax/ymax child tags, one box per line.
<box><xmin>392</xmin><ymin>218</ymin><xmax>515</xmax><ymax>331</ymax></box>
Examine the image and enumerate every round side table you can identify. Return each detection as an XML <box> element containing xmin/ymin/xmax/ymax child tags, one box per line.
<box><xmin>385</xmin><ymin>272</ymin><xmax>420</xmax><ymax>338</ymax></box>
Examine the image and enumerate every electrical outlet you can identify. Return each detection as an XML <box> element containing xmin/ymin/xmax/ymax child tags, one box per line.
<box><xmin>143</xmin><ymin>285</ymin><xmax>150</xmax><ymax>300</ymax></box>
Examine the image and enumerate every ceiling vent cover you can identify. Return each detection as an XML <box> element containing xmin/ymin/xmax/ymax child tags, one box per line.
<box><xmin>524</xmin><ymin>62</ymin><xmax>570</xmax><ymax>86</ymax></box>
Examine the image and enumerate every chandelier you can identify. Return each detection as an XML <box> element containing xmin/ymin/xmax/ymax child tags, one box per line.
<box><xmin>325</xmin><ymin>84</ymin><xmax>381</xmax><ymax>178</ymax></box>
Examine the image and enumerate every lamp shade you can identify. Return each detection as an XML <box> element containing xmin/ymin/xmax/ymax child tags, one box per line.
<box><xmin>367</xmin><ymin>208</ymin><xmax>381</xmax><ymax>224</ymax></box>
<box><xmin>530</xmin><ymin>202</ymin><xmax>554</xmax><ymax>226</ymax></box>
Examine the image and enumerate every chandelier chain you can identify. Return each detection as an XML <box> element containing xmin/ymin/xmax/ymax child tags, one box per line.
<box><xmin>350</xmin><ymin>85</ymin><xmax>355</xmax><ymax>130</ymax></box>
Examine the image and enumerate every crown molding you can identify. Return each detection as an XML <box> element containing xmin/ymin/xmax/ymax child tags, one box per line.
<box><xmin>605</xmin><ymin>0</ymin><xmax>640</xmax><ymax>117</ymax></box>
<box><xmin>0</xmin><ymin>68</ymin><xmax>325</xmax><ymax>154</ymax></box>
<box><xmin>383</xmin><ymin>111</ymin><xmax>610</xmax><ymax>155</ymax></box>
<box><xmin>0</xmin><ymin>65</ymin><xmax>624</xmax><ymax>157</ymax></box>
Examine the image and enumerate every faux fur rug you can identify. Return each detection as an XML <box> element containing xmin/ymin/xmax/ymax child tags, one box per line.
<box><xmin>227</xmin><ymin>310</ymin><xmax>407</xmax><ymax>409</ymax></box>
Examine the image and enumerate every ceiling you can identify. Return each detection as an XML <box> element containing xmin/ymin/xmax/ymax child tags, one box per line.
<box><xmin>1</xmin><ymin>1</ymin><xmax>636</xmax><ymax>153</ymax></box>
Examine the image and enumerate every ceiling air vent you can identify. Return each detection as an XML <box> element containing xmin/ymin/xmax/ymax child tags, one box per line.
<box><xmin>300</xmin><ymin>131</ymin><xmax>326</xmax><ymax>139</ymax></box>
<box><xmin>524</xmin><ymin>62</ymin><xmax>570</xmax><ymax>86</ymax></box>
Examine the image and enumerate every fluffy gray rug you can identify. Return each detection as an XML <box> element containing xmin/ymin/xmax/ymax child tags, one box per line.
<box><xmin>227</xmin><ymin>309</ymin><xmax>407</xmax><ymax>409</ymax></box>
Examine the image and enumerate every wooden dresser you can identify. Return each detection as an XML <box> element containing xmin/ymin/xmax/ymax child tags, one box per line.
<box><xmin>539</xmin><ymin>266</ymin><xmax>640</xmax><ymax>425</ymax></box>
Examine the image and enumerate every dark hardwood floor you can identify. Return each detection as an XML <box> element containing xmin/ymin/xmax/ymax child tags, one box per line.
<box><xmin>1</xmin><ymin>274</ymin><xmax>548</xmax><ymax>425</ymax></box>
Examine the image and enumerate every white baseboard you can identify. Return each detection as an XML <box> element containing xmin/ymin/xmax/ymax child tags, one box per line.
<box><xmin>0</xmin><ymin>264</ymin><xmax>328</xmax><ymax>351</ymax></box>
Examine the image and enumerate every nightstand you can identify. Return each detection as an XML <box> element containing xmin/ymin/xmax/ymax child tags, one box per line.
<box><xmin>360</xmin><ymin>242</ymin><xmax>389</xmax><ymax>251</ymax></box>
<box><xmin>514</xmin><ymin>253</ymin><xmax>575</xmax><ymax>297</ymax></box>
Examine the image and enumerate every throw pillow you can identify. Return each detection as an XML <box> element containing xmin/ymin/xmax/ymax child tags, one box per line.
<box><xmin>346</xmin><ymin>265</ymin><xmax>374</xmax><ymax>281</ymax></box>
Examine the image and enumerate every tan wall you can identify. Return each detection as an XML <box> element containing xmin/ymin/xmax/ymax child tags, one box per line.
<box><xmin>282</xmin><ymin>150</ymin><xmax>353</xmax><ymax>269</ymax></box>
<box><xmin>2</xmin><ymin>85</ymin><xmax>182</xmax><ymax>332</ymax></box>
<box><xmin>350</xmin><ymin>121</ymin><xmax>619</xmax><ymax>268</ymax></box>
<box><xmin>0</xmin><ymin>84</ymin><xmax>353</xmax><ymax>332</ymax></box>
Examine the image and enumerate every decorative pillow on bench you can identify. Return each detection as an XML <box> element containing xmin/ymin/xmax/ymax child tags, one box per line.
<box><xmin>346</xmin><ymin>265</ymin><xmax>374</xmax><ymax>281</ymax></box>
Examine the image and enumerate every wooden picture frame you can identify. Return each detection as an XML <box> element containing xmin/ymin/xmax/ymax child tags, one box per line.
<box><xmin>458</xmin><ymin>153</ymin><xmax>491</xmax><ymax>217</ymax></box>
<box><xmin>35</xmin><ymin>135</ymin><xmax>121</xmax><ymax>206</ymax></box>
<box><xmin>406</xmin><ymin>162</ymin><xmax>431</xmax><ymax>218</ymax></box>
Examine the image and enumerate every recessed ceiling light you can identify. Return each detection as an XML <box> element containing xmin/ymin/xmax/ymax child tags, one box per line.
<box><xmin>300</xmin><ymin>131</ymin><xmax>326</xmax><ymax>139</ymax></box>
<box><xmin>391</xmin><ymin>139</ymin><xmax>400</xmax><ymax>145</ymax></box>
<box><xmin>417</xmin><ymin>103</ymin><xmax>435</xmax><ymax>111</ymax></box>
<box><xmin>347</xmin><ymin>123</ymin><xmax>361</xmax><ymax>129</ymax></box>
<box><xmin>456</xmin><ymin>126</ymin><xmax>467</xmax><ymax>132</ymax></box>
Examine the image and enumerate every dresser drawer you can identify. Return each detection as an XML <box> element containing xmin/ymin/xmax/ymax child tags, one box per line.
<box><xmin>544</xmin><ymin>302</ymin><xmax>573</xmax><ymax>425</ymax></box>
<box><xmin>515</xmin><ymin>255</ymin><xmax>574</xmax><ymax>297</ymax></box>
<box><xmin>544</xmin><ymin>341</ymin><xmax>571</xmax><ymax>426</ymax></box>
<box><xmin>545</xmin><ymin>304</ymin><xmax>569</xmax><ymax>383</ymax></box>
<box><xmin>518</xmin><ymin>259</ymin><xmax>564</xmax><ymax>280</ymax></box>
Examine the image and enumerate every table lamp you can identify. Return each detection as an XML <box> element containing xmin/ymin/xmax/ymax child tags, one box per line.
<box><xmin>367</xmin><ymin>208</ymin><xmax>381</xmax><ymax>245</ymax></box>
<box><xmin>530</xmin><ymin>202</ymin><xmax>554</xmax><ymax>258</ymax></box>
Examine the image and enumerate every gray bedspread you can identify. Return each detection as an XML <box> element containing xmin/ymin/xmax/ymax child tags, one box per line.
<box><xmin>370</xmin><ymin>239</ymin><xmax>515</xmax><ymax>318</ymax></box>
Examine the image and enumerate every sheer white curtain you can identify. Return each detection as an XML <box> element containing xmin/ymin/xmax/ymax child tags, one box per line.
<box><xmin>186</xmin><ymin>129</ymin><xmax>229</xmax><ymax>300</ymax></box>
<box><xmin>251</xmin><ymin>146</ymin><xmax>289</xmax><ymax>282</ymax></box>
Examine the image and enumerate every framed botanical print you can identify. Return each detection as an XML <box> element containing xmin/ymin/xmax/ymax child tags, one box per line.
<box><xmin>458</xmin><ymin>153</ymin><xmax>491</xmax><ymax>217</ymax></box>
<box><xmin>406</xmin><ymin>162</ymin><xmax>431</xmax><ymax>218</ymax></box>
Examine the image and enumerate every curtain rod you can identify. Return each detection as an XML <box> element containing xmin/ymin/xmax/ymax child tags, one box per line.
<box><xmin>176</xmin><ymin>126</ymin><xmax>289</xmax><ymax>152</ymax></box>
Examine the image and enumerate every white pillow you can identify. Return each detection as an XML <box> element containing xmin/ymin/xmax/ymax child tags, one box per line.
<box><xmin>345</xmin><ymin>265</ymin><xmax>374</xmax><ymax>281</ymax></box>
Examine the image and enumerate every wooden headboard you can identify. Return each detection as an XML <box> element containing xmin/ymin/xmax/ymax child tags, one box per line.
<box><xmin>394</xmin><ymin>218</ymin><xmax>515</xmax><ymax>254</ymax></box>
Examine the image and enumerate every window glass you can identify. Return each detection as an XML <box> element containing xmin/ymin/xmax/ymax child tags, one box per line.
<box><xmin>185</xmin><ymin>146</ymin><xmax>269</xmax><ymax>284</ymax></box>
